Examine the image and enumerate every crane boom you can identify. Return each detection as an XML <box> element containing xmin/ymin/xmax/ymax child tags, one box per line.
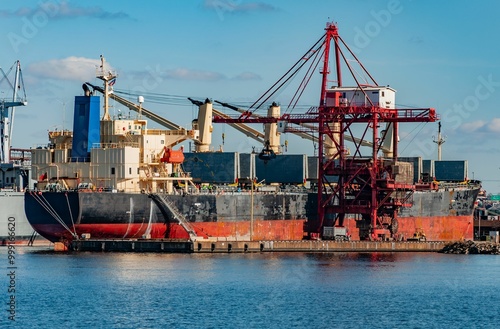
<box><xmin>212</xmin><ymin>109</ymin><xmax>264</xmax><ymax>143</ymax></box>
<box><xmin>86</xmin><ymin>82</ymin><xmax>183</xmax><ymax>131</ymax></box>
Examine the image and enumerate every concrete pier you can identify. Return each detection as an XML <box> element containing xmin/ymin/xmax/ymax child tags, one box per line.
<box><xmin>71</xmin><ymin>239</ymin><xmax>193</xmax><ymax>252</ymax></box>
<box><xmin>70</xmin><ymin>239</ymin><xmax>446</xmax><ymax>253</ymax></box>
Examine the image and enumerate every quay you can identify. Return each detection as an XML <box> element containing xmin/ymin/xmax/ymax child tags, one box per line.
<box><xmin>69</xmin><ymin>239</ymin><xmax>447</xmax><ymax>253</ymax></box>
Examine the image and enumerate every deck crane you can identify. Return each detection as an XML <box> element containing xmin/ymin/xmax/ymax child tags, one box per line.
<box><xmin>210</xmin><ymin>22</ymin><xmax>438</xmax><ymax>240</ymax></box>
<box><xmin>190</xmin><ymin>98</ymin><xmax>312</xmax><ymax>156</ymax></box>
<box><xmin>190</xmin><ymin>98</ymin><xmax>279</xmax><ymax>160</ymax></box>
<box><xmin>188</xmin><ymin>97</ymin><xmax>265</xmax><ymax>148</ymax></box>
<box><xmin>88</xmin><ymin>77</ymin><xmax>265</xmax><ymax>153</ymax></box>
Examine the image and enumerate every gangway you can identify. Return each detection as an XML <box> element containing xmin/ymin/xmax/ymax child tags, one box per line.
<box><xmin>150</xmin><ymin>193</ymin><xmax>198</xmax><ymax>241</ymax></box>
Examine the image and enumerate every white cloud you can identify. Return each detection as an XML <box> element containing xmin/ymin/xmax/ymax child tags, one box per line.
<box><xmin>164</xmin><ymin>68</ymin><xmax>225</xmax><ymax>81</ymax></box>
<box><xmin>232</xmin><ymin>72</ymin><xmax>262</xmax><ymax>81</ymax></box>
<box><xmin>460</xmin><ymin>120</ymin><xmax>486</xmax><ymax>132</ymax></box>
<box><xmin>0</xmin><ymin>1</ymin><xmax>131</xmax><ymax>20</ymax></box>
<box><xmin>203</xmin><ymin>0</ymin><xmax>278</xmax><ymax>14</ymax></box>
<box><xmin>27</xmin><ymin>57</ymin><xmax>114</xmax><ymax>82</ymax></box>
<box><xmin>487</xmin><ymin>118</ymin><xmax>500</xmax><ymax>133</ymax></box>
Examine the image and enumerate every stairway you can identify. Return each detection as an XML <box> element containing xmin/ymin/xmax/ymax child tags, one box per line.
<box><xmin>150</xmin><ymin>194</ymin><xmax>198</xmax><ymax>241</ymax></box>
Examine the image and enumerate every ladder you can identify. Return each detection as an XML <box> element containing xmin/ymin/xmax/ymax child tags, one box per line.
<box><xmin>152</xmin><ymin>194</ymin><xmax>198</xmax><ymax>241</ymax></box>
<box><xmin>123</xmin><ymin>131</ymin><xmax>135</xmax><ymax>144</ymax></box>
<box><xmin>178</xmin><ymin>165</ymin><xmax>199</xmax><ymax>192</ymax></box>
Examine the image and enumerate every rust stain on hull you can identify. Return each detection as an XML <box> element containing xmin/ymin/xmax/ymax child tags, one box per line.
<box><xmin>167</xmin><ymin>219</ymin><xmax>307</xmax><ymax>240</ymax></box>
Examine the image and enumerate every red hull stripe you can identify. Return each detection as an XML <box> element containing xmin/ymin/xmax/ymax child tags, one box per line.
<box><xmin>33</xmin><ymin>216</ymin><xmax>472</xmax><ymax>242</ymax></box>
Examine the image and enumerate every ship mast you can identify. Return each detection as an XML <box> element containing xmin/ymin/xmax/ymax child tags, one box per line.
<box><xmin>96</xmin><ymin>55</ymin><xmax>116</xmax><ymax>121</ymax></box>
<box><xmin>0</xmin><ymin>60</ymin><xmax>27</xmax><ymax>164</ymax></box>
<box><xmin>433</xmin><ymin>122</ymin><xmax>445</xmax><ymax>160</ymax></box>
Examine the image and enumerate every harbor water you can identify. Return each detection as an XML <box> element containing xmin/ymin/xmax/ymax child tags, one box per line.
<box><xmin>2</xmin><ymin>249</ymin><xmax>500</xmax><ymax>328</ymax></box>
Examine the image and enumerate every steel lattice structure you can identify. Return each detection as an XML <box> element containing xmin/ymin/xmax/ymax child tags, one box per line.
<box><xmin>212</xmin><ymin>22</ymin><xmax>438</xmax><ymax>240</ymax></box>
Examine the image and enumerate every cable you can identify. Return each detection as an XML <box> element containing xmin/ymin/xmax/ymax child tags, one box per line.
<box><xmin>399</xmin><ymin>122</ymin><xmax>429</xmax><ymax>155</ymax></box>
<box><xmin>248</xmin><ymin>32</ymin><xmax>327</xmax><ymax>113</ymax></box>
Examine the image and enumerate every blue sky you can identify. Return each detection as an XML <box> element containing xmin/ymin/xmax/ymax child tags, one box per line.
<box><xmin>1</xmin><ymin>0</ymin><xmax>500</xmax><ymax>192</ymax></box>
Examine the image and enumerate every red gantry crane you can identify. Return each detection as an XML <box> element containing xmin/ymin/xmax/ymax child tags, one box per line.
<box><xmin>212</xmin><ymin>22</ymin><xmax>438</xmax><ymax>240</ymax></box>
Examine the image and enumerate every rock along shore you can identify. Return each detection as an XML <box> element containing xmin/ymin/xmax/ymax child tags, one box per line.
<box><xmin>440</xmin><ymin>241</ymin><xmax>500</xmax><ymax>255</ymax></box>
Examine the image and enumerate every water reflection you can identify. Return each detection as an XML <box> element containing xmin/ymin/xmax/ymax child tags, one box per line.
<box><xmin>4</xmin><ymin>249</ymin><xmax>500</xmax><ymax>328</ymax></box>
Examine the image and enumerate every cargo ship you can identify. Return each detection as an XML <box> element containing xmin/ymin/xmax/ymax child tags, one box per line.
<box><xmin>24</xmin><ymin>25</ymin><xmax>480</xmax><ymax>245</ymax></box>
<box><xmin>0</xmin><ymin>150</ymin><xmax>37</xmax><ymax>244</ymax></box>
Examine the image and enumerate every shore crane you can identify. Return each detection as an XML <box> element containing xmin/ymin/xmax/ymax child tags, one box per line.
<box><xmin>1</xmin><ymin>60</ymin><xmax>27</xmax><ymax>164</ymax></box>
<box><xmin>210</xmin><ymin>22</ymin><xmax>438</xmax><ymax>240</ymax></box>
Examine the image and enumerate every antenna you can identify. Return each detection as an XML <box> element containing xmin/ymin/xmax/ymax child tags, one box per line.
<box><xmin>96</xmin><ymin>55</ymin><xmax>117</xmax><ymax>121</ymax></box>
